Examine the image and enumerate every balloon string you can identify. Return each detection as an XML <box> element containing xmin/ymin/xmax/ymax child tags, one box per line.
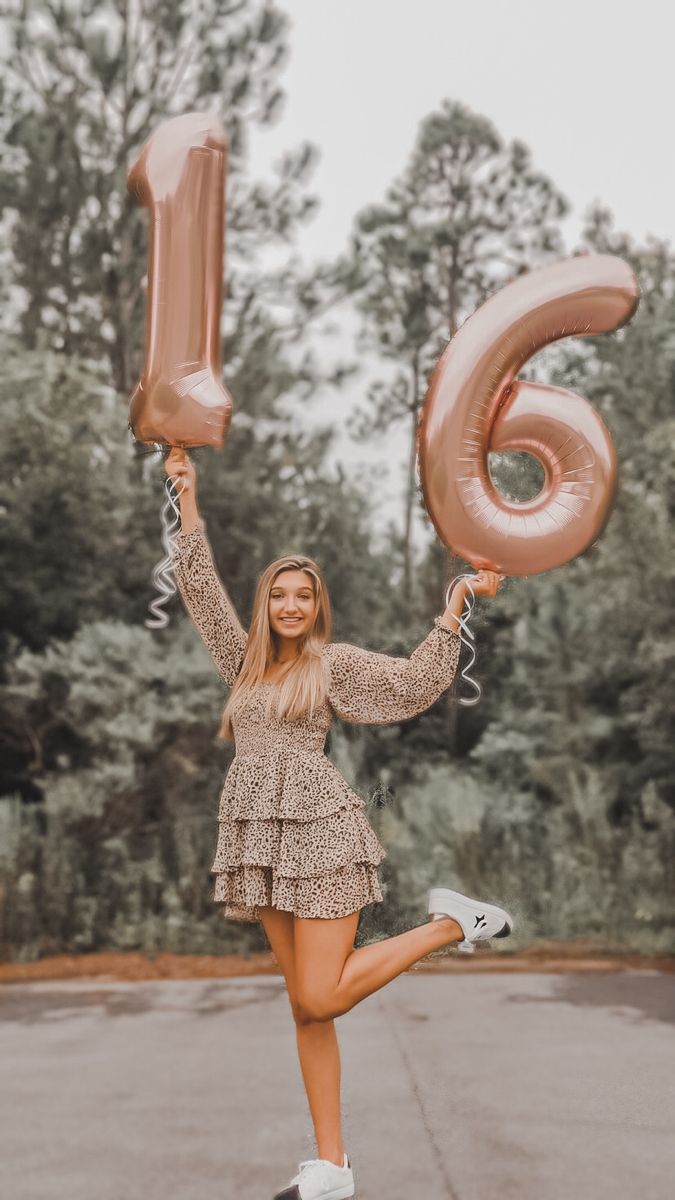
<box><xmin>444</xmin><ymin>574</ymin><xmax>482</xmax><ymax>707</ymax></box>
<box><xmin>144</xmin><ymin>474</ymin><xmax>186</xmax><ymax>630</ymax></box>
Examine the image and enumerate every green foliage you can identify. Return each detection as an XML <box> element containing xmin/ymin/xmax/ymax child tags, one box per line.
<box><xmin>0</xmin><ymin>613</ymin><xmax>242</xmax><ymax>957</ymax></box>
<box><xmin>0</xmin><ymin>19</ymin><xmax>672</xmax><ymax>959</ymax></box>
<box><xmin>374</xmin><ymin>765</ymin><xmax>675</xmax><ymax>952</ymax></box>
<box><xmin>0</xmin><ymin>0</ymin><xmax>322</xmax><ymax>393</ymax></box>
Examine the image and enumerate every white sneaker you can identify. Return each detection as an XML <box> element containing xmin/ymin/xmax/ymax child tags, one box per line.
<box><xmin>428</xmin><ymin>886</ymin><xmax>514</xmax><ymax>954</ymax></box>
<box><xmin>273</xmin><ymin>1152</ymin><xmax>354</xmax><ymax>1200</ymax></box>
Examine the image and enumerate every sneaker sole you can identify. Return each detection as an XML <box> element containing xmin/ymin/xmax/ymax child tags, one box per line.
<box><xmin>273</xmin><ymin>1186</ymin><xmax>354</xmax><ymax>1200</ymax></box>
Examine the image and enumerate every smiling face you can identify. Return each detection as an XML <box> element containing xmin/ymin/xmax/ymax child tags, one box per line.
<box><xmin>268</xmin><ymin>568</ymin><xmax>318</xmax><ymax>646</ymax></box>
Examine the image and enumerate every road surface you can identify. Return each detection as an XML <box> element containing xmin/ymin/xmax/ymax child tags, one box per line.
<box><xmin>0</xmin><ymin>970</ymin><xmax>673</xmax><ymax>1199</ymax></box>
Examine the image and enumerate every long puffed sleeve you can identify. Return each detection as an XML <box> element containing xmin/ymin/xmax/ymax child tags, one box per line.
<box><xmin>171</xmin><ymin>519</ymin><xmax>248</xmax><ymax>686</ymax></box>
<box><xmin>323</xmin><ymin>618</ymin><xmax>461</xmax><ymax>725</ymax></box>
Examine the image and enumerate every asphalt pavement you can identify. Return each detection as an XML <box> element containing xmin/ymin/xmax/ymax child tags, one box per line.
<box><xmin>1</xmin><ymin>970</ymin><xmax>673</xmax><ymax>1200</ymax></box>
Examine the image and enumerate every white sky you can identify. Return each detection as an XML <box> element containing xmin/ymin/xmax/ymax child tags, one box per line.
<box><xmin>251</xmin><ymin>0</ymin><xmax>675</xmax><ymax>261</ymax></box>
<box><xmin>245</xmin><ymin>0</ymin><xmax>675</xmax><ymax>551</ymax></box>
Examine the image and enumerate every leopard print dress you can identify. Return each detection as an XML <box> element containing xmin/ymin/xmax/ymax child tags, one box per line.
<box><xmin>171</xmin><ymin>520</ymin><xmax>461</xmax><ymax>924</ymax></box>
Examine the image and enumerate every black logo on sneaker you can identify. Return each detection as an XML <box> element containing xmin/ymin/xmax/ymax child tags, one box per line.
<box><xmin>474</xmin><ymin>914</ymin><xmax>486</xmax><ymax>928</ymax></box>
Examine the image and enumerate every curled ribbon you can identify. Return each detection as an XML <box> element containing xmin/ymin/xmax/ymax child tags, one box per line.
<box><xmin>443</xmin><ymin>573</ymin><xmax>506</xmax><ymax>706</ymax></box>
<box><xmin>144</xmin><ymin>473</ymin><xmax>186</xmax><ymax>630</ymax></box>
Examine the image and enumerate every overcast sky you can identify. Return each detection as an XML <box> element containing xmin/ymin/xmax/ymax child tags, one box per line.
<box><xmin>244</xmin><ymin>0</ymin><xmax>674</xmax><ymax>551</ymax></box>
<box><xmin>250</xmin><ymin>0</ymin><xmax>675</xmax><ymax>258</ymax></box>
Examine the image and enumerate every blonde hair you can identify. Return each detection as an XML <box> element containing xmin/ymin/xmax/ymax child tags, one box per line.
<box><xmin>218</xmin><ymin>554</ymin><xmax>332</xmax><ymax>741</ymax></box>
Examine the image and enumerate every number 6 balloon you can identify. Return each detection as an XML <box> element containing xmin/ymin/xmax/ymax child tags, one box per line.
<box><xmin>127</xmin><ymin>111</ymin><xmax>233</xmax><ymax>449</ymax></box>
<box><xmin>417</xmin><ymin>253</ymin><xmax>640</xmax><ymax>577</ymax></box>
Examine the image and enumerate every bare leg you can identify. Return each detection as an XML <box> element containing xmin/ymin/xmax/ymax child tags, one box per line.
<box><xmin>295</xmin><ymin>1019</ymin><xmax>345</xmax><ymax>1167</ymax></box>
<box><xmin>257</xmin><ymin>906</ymin><xmax>346</xmax><ymax>1168</ymax></box>
<box><xmin>260</xmin><ymin>907</ymin><xmax>463</xmax><ymax>1168</ymax></box>
<box><xmin>295</xmin><ymin>913</ymin><xmax>463</xmax><ymax>1023</ymax></box>
<box><xmin>335</xmin><ymin>916</ymin><xmax>462</xmax><ymax>1015</ymax></box>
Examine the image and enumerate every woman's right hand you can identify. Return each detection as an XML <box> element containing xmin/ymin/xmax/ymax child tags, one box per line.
<box><xmin>164</xmin><ymin>448</ymin><xmax>197</xmax><ymax>503</ymax></box>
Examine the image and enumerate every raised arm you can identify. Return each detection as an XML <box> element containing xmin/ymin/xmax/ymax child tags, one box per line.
<box><xmin>171</xmin><ymin>519</ymin><xmax>248</xmax><ymax>686</ymax></box>
<box><xmin>323</xmin><ymin>618</ymin><xmax>461</xmax><ymax>725</ymax></box>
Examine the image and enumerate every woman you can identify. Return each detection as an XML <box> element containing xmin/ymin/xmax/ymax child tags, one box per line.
<box><xmin>165</xmin><ymin>447</ymin><xmax>513</xmax><ymax>1200</ymax></box>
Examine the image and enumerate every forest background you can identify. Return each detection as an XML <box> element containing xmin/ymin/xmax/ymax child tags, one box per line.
<box><xmin>0</xmin><ymin>0</ymin><xmax>673</xmax><ymax>961</ymax></box>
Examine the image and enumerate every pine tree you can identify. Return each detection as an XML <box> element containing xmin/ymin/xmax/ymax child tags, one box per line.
<box><xmin>0</xmin><ymin>0</ymin><xmax>307</xmax><ymax>389</ymax></box>
<box><xmin>342</xmin><ymin>99</ymin><xmax>569</xmax><ymax>606</ymax></box>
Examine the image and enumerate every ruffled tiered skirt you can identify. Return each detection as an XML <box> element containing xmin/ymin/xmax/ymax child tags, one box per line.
<box><xmin>210</xmin><ymin>747</ymin><xmax>387</xmax><ymax>922</ymax></box>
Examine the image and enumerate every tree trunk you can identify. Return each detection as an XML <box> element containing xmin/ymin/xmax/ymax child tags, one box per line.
<box><xmin>403</xmin><ymin>354</ymin><xmax>419</xmax><ymax>606</ymax></box>
<box><xmin>448</xmin><ymin>246</ymin><xmax>459</xmax><ymax>338</ymax></box>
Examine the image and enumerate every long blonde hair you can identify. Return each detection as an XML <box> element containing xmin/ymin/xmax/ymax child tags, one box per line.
<box><xmin>218</xmin><ymin>554</ymin><xmax>332</xmax><ymax>741</ymax></box>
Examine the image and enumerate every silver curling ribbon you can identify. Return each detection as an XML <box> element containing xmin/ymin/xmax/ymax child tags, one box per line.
<box><xmin>144</xmin><ymin>473</ymin><xmax>186</xmax><ymax>630</ymax></box>
<box><xmin>443</xmin><ymin>573</ymin><xmax>505</xmax><ymax>706</ymax></box>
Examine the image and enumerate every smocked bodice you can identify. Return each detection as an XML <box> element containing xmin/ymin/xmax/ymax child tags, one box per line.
<box><xmin>231</xmin><ymin>682</ymin><xmax>332</xmax><ymax>759</ymax></box>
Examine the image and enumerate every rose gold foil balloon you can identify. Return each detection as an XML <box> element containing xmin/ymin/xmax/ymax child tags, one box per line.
<box><xmin>127</xmin><ymin>112</ymin><xmax>233</xmax><ymax>449</ymax></box>
<box><xmin>417</xmin><ymin>254</ymin><xmax>640</xmax><ymax>576</ymax></box>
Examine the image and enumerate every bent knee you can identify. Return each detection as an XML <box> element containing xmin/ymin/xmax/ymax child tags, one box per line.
<box><xmin>293</xmin><ymin>994</ymin><xmax>334</xmax><ymax>1025</ymax></box>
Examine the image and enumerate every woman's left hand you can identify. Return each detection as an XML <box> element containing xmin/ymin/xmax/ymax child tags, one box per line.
<box><xmin>440</xmin><ymin>569</ymin><xmax>505</xmax><ymax>633</ymax></box>
<box><xmin>466</xmin><ymin>569</ymin><xmax>504</xmax><ymax>597</ymax></box>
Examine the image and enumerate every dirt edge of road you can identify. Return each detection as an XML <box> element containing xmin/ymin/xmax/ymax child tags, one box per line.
<box><xmin>1</xmin><ymin>941</ymin><xmax>673</xmax><ymax>983</ymax></box>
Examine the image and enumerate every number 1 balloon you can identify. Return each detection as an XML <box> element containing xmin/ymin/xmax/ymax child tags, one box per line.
<box><xmin>126</xmin><ymin>112</ymin><xmax>234</xmax><ymax>627</ymax></box>
<box><xmin>417</xmin><ymin>253</ymin><xmax>640</xmax><ymax>578</ymax></box>
<box><xmin>127</xmin><ymin>111</ymin><xmax>233</xmax><ymax>450</ymax></box>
